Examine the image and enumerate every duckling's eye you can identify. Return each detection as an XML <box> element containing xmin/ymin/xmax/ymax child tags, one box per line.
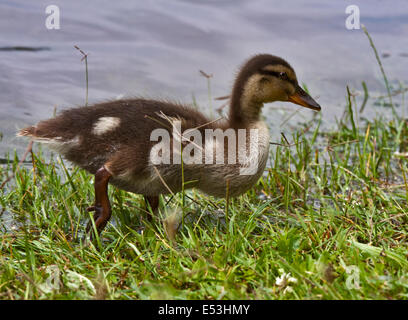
<box><xmin>278</xmin><ymin>72</ymin><xmax>288</xmax><ymax>80</ymax></box>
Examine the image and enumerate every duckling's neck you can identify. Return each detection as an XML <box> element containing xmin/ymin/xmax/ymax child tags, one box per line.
<box><xmin>229</xmin><ymin>79</ymin><xmax>263</xmax><ymax>127</ymax></box>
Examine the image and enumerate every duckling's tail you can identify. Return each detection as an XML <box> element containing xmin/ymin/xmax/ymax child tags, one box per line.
<box><xmin>17</xmin><ymin>125</ymin><xmax>61</xmax><ymax>142</ymax></box>
<box><xmin>17</xmin><ymin>125</ymin><xmax>66</xmax><ymax>144</ymax></box>
<box><xmin>17</xmin><ymin>126</ymin><xmax>36</xmax><ymax>137</ymax></box>
<box><xmin>17</xmin><ymin>124</ymin><xmax>81</xmax><ymax>155</ymax></box>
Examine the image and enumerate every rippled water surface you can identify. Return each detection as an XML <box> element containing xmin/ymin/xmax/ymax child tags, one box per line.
<box><xmin>0</xmin><ymin>0</ymin><xmax>407</xmax><ymax>154</ymax></box>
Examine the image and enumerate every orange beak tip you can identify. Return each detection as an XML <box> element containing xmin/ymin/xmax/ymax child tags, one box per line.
<box><xmin>288</xmin><ymin>87</ymin><xmax>322</xmax><ymax>111</ymax></box>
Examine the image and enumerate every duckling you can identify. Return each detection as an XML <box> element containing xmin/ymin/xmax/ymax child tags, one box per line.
<box><xmin>18</xmin><ymin>54</ymin><xmax>321</xmax><ymax>235</ymax></box>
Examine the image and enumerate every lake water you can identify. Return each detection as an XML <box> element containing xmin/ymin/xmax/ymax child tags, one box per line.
<box><xmin>0</xmin><ymin>0</ymin><xmax>407</xmax><ymax>155</ymax></box>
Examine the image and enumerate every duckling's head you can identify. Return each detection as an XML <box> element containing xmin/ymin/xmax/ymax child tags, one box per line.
<box><xmin>230</xmin><ymin>54</ymin><xmax>321</xmax><ymax>124</ymax></box>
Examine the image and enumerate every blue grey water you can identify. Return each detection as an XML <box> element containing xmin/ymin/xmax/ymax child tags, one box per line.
<box><xmin>0</xmin><ymin>0</ymin><xmax>407</xmax><ymax>155</ymax></box>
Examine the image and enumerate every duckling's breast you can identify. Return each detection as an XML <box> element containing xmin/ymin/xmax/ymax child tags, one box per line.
<box><xmin>197</xmin><ymin>120</ymin><xmax>270</xmax><ymax>197</ymax></box>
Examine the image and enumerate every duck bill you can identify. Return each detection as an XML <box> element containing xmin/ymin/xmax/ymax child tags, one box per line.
<box><xmin>288</xmin><ymin>85</ymin><xmax>321</xmax><ymax>111</ymax></box>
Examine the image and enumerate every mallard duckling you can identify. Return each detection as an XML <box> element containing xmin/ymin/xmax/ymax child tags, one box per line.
<box><xmin>18</xmin><ymin>54</ymin><xmax>321</xmax><ymax>234</ymax></box>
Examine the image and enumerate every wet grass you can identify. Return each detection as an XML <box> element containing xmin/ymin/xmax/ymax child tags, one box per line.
<box><xmin>1</xmin><ymin>88</ymin><xmax>408</xmax><ymax>299</ymax></box>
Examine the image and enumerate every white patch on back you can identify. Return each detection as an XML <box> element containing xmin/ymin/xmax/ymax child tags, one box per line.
<box><xmin>92</xmin><ymin>117</ymin><xmax>121</xmax><ymax>135</ymax></box>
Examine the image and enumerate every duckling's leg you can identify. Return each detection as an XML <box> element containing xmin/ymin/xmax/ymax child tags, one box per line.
<box><xmin>145</xmin><ymin>196</ymin><xmax>159</xmax><ymax>221</ymax></box>
<box><xmin>86</xmin><ymin>166</ymin><xmax>112</xmax><ymax>235</ymax></box>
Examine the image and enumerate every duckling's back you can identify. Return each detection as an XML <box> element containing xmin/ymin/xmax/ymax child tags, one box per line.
<box><xmin>18</xmin><ymin>99</ymin><xmax>210</xmax><ymax>177</ymax></box>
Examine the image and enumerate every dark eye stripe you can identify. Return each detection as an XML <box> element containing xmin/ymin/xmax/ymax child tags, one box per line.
<box><xmin>259</xmin><ymin>70</ymin><xmax>297</xmax><ymax>86</ymax></box>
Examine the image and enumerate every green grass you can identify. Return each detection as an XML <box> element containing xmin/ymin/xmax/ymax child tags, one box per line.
<box><xmin>1</xmin><ymin>27</ymin><xmax>408</xmax><ymax>300</ymax></box>
<box><xmin>1</xmin><ymin>91</ymin><xmax>408</xmax><ymax>299</ymax></box>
